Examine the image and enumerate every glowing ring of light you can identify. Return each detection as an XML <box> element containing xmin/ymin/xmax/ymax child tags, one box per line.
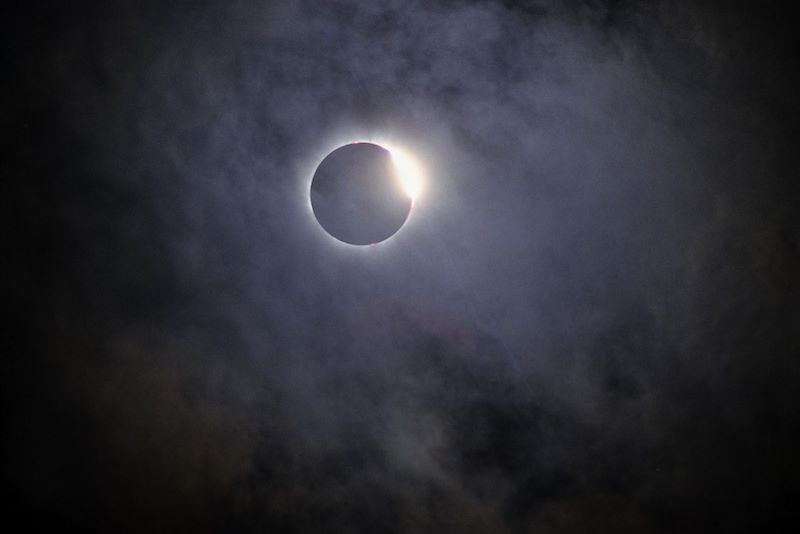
<box><xmin>305</xmin><ymin>136</ymin><xmax>427</xmax><ymax>248</ymax></box>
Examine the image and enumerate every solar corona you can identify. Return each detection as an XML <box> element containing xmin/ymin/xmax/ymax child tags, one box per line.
<box><xmin>310</xmin><ymin>141</ymin><xmax>423</xmax><ymax>246</ymax></box>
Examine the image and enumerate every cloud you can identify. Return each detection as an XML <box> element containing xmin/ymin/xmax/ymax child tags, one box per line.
<box><xmin>5</xmin><ymin>1</ymin><xmax>798</xmax><ymax>531</ymax></box>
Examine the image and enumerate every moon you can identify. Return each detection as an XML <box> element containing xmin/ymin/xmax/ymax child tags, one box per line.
<box><xmin>310</xmin><ymin>142</ymin><xmax>421</xmax><ymax>246</ymax></box>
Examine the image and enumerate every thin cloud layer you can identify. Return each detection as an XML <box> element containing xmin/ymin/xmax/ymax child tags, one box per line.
<box><xmin>5</xmin><ymin>1</ymin><xmax>798</xmax><ymax>532</ymax></box>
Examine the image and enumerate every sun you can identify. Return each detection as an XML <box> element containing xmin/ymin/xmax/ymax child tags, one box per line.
<box><xmin>345</xmin><ymin>140</ymin><xmax>425</xmax><ymax>202</ymax></box>
<box><xmin>386</xmin><ymin>146</ymin><xmax>424</xmax><ymax>201</ymax></box>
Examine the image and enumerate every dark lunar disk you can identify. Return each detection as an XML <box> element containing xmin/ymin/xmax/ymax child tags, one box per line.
<box><xmin>311</xmin><ymin>142</ymin><xmax>412</xmax><ymax>245</ymax></box>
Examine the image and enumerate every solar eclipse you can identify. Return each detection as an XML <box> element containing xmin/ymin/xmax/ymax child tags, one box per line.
<box><xmin>310</xmin><ymin>141</ymin><xmax>423</xmax><ymax>246</ymax></box>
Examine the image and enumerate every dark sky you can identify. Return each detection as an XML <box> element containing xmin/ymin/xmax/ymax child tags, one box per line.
<box><xmin>4</xmin><ymin>1</ymin><xmax>799</xmax><ymax>532</ymax></box>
